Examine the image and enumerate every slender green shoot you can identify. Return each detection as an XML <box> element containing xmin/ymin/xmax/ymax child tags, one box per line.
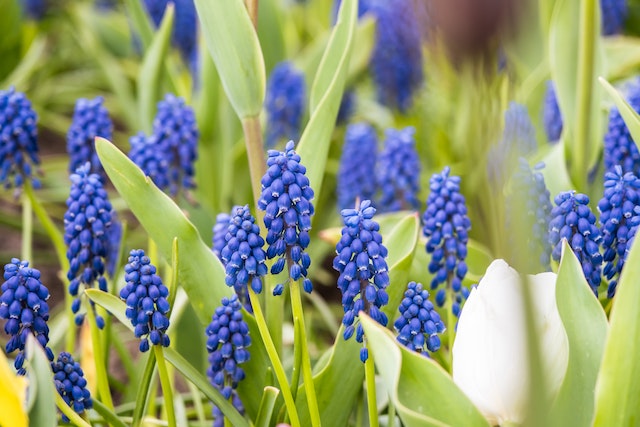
<box><xmin>86</xmin><ymin>306</ymin><xmax>114</xmax><ymax>410</ymax></box>
<box><xmin>154</xmin><ymin>345</ymin><xmax>177</xmax><ymax>427</ymax></box>
<box><xmin>364</xmin><ymin>342</ymin><xmax>379</xmax><ymax>427</ymax></box>
<box><xmin>55</xmin><ymin>393</ymin><xmax>92</xmax><ymax>427</ymax></box>
<box><xmin>248</xmin><ymin>289</ymin><xmax>300</xmax><ymax>427</ymax></box>
<box><xmin>21</xmin><ymin>192</ymin><xmax>32</xmax><ymax>262</ymax></box>
<box><xmin>290</xmin><ymin>281</ymin><xmax>321</xmax><ymax>426</ymax></box>
<box><xmin>132</xmin><ymin>351</ymin><xmax>157</xmax><ymax>427</ymax></box>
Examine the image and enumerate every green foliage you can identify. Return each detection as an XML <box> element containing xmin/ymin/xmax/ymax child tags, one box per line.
<box><xmin>550</xmin><ymin>241</ymin><xmax>608</xmax><ymax>427</ymax></box>
<box><xmin>194</xmin><ymin>0</ymin><xmax>265</xmax><ymax>118</ymax></box>
<box><xmin>26</xmin><ymin>336</ymin><xmax>56</xmax><ymax>427</ymax></box>
<box><xmin>593</xmin><ymin>228</ymin><xmax>640</xmax><ymax>425</ymax></box>
<box><xmin>360</xmin><ymin>315</ymin><xmax>490</xmax><ymax>427</ymax></box>
<box><xmin>600</xmin><ymin>77</ymin><xmax>640</xmax><ymax>147</ymax></box>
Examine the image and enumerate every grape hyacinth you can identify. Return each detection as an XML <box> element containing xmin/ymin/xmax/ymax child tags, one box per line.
<box><xmin>0</xmin><ymin>259</ymin><xmax>54</xmax><ymax>375</ymax></box>
<box><xmin>548</xmin><ymin>191</ymin><xmax>603</xmax><ymax>294</ymax></box>
<box><xmin>366</xmin><ymin>0</ymin><xmax>424</xmax><ymax>112</ymax></box>
<box><xmin>258</xmin><ymin>140</ymin><xmax>315</xmax><ymax>295</ymax></box>
<box><xmin>152</xmin><ymin>93</ymin><xmax>199</xmax><ymax>195</ymax></box>
<box><xmin>64</xmin><ymin>163</ymin><xmax>115</xmax><ymax>327</ymax></box>
<box><xmin>143</xmin><ymin>0</ymin><xmax>198</xmax><ymax>64</ymax></box>
<box><xmin>20</xmin><ymin>0</ymin><xmax>47</xmax><ymax>20</ymax></box>
<box><xmin>206</xmin><ymin>295</ymin><xmax>250</xmax><ymax>426</ymax></box>
<box><xmin>423</xmin><ymin>167</ymin><xmax>471</xmax><ymax>316</ymax></box>
<box><xmin>220</xmin><ymin>205</ymin><xmax>268</xmax><ymax>309</ymax></box>
<box><xmin>129</xmin><ymin>132</ymin><xmax>170</xmax><ymax>190</ymax></box>
<box><xmin>394</xmin><ymin>282</ymin><xmax>445</xmax><ymax>355</ymax></box>
<box><xmin>67</xmin><ymin>96</ymin><xmax>113</xmax><ymax>178</ymax></box>
<box><xmin>333</xmin><ymin>200</ymin><xmax>390</xmax><ymax>362</ymax></box>
<box><xmin>507</xmin><ymin>160</ymin><xmax>553</xmax><ymax>271</ymax></box>
<box><xmin>376</xmin><ymin>127</ymin><xmax>421</xmax><ymax>212</ymax></box>
<box><xmin>265</xmin><ymin>62</ymin><xmax>306</xmax><ymax>148</ymax></box>
<box><xmin>337</xmin><ymin>122</ymin><xmax>378</xmax><ymax>210</ymax></box>
<box><xmin>603</xmin><ymin>80</ymin><xmax>640</xmax><ymax>177</ymax></box>
<box><xmin>598</xmin><ymin>166</ymin><xmax>640</xmax><ymax>298</ymax></box>
<box><xmin>543</xmin><ymin>81</ymin><xmax>563</xmax><ymax>143</ymax></box>
<box><xmin>601</xmin><ymin>0</ymin><xmax>627</xmax><ymax>35</ymax></box>
<box><xmin>0</xmin><ymin>87</ymin><xmax>40</xmax><ymax>191</ymax></box>
<box><xmin>212</xmin><ymin>212</ymin><xmax>232</xmax><ymax>260</ymax></box>
<box><xmin>52</xmin><ymin>352</ymin><xmax>93</xmax><ymax>422</ymax></box>
<box><xmin>120</xmin><ymin>249</ymin><xmax>171</xmax><ymax>352</ymax></box>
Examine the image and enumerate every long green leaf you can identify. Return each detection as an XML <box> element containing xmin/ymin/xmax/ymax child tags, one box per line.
<box><xmin>137</xmin><ymin>4</ymin><xmax>174</xmax><ymax>132</ymax></box>
<box><xmin>599</xmin><ymin>77</ymin><xmax>640</xmax><ymax>148</ymax></box>
<box><xmin>550</xmin><ymin>241</ymin><xmax>607</xmax><ymax>427</ymax></box>
<box><xmin>123</xmin><ymin>0</ymin><xmax>155</xmax><ymax>50</ymax></box>
<box><xmin>95</xmin><ymin>137</ymin><xmax>269</xmax><ymax>417</ymax></box>
<box><xmin>548</xmin><ymin>0</ymin><xmax>603</xmax><ymax>190</ymax></box>
<box><xmin>194</xmin><ymin>0</ymin><xmax>265</xmax><ymax>118</ymax></box>
<box><xmin>361</xmin><ymin>315</ymin><xmax>490</xmax><ymax>427</ymax></box>
<box><xmin>85</xmin><ymin>290</ymin><xmax>250</xmax><ymax>427</ymax></box>
<box><xmin>297</xmin><ymin>0</ymin><xmax>358</xmax><ymax>204</ymax></box>
<box><xmin>26</xmin><ymin>335</ymin><xmax>56</xmax><ymax>427</ymax></box>
<box><xmin>593</xmin><ymin>228</ymin><xmax>640</xmax><ymax>425</ymax></box>
<box><xmin>296</xmin><ymin>212</ymin><xmax>420</xmax><ymax>426</ymax></box>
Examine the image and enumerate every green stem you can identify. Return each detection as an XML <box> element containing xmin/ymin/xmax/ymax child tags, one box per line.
<box><xmin>154</xmin><ymin>345</ymin><xmax>177</xmax><ymax>427</ymax></box>
<box><xmin>92</xmin><ymin>399</ymin><xmax>130</xmax><ymax>427</ymax></box>
<box><xmin>55</xmin><ymin>393</ymin><xmax>92</xmax><ymax>427</ymax></box>
<box><xmin>290</xmin><ymin>281</ymin><xmax>321</xmax><ymax>427</ymax></box>
<box><xmin>290</xmin><ymin>317</ymin><xmax>302</xmax><ymax>401</ymax></box>
<box><xmin>573</xmin><ymin>0</ymin><xmax>597</xmax><ymax>191</ymax></box>
<box><xmin>132</xmin><ymin>351</ymin><xmax>157</xmax><ymax>427</ymax></box>
<box><xmin>241</xmin><ymin>116</ymin><xmax>266</xmax><ymax>210</ymax></box>
<box><xmin>364</xmin><ymin>346</ymin><xmax>379</xmax><ymax>427</ymax></box>
<box><xmin>86</xmin><ymin>306</ymin><xmax>114</xmax><ymax>410</ymax></box>
<box><xmin>446</xmin><ymin>285</ymin><xmax>456</xmax><ymax>374</ymax></box>
<box><xmin>21</xmin><ymin>192</ymin><xmax>32</xmax><ymax>262</ymax></box>
<box><xmin>248</xmin><ymin>289</ymin><xmax>300</xmax><ymax>427</ymax></box>
<box><xmin>188</xmin><ymin>382</ymin><xmax>207</xmax><ymax>426</ymax></box>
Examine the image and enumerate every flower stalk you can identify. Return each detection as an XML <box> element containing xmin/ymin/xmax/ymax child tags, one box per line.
<box><xmin>154</xmin><ymin>345</ymin><xmax>177</xmax><ymax>427</ymax></box>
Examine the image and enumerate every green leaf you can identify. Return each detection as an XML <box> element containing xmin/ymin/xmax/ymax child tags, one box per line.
<box><xmin>549</xmin><ymin>241</ymin><xmax>607</xmax><ymax>427</ymax></box>
<box><xmin>137</xmin><ymin>4</ymin><xmax>174</xmax><ymax>132</ymax></box>
<box><xmin>85</xmin><ymin>290</ymin><xmax>250</xmax><ymax>427</ymax></box>
<box><xmin>194</xmin><ymin>0</ymin><xmax>265</xmax><ymax>118</ymax></box>
<box><xmin>26</xmin><ymin>335</ymin><xmax>56</xmax><ymax>427</ymax></box>
<box><xmin>123</xmin><ymin>0</ymin><xmax>155</xmax><ymax>50</ymax></box>
<box><xmin>603</xmin><ymin>36</ymin><xmax>640</xmax><ymax>81</ymax></box>
<box><xmin>360</xmin><ymin>315</ymin><xmax>490</xmax><ymax>427</ymax></box>
<box><xmin>255</xmin><ymin>386</ymin><xmax>280</xmax><ymax>427</ymax></box>
<box><xmin>95</xmin><ymin>138</ymin><xmax>270</xmax><ymax>418</ymax></box>
<box><xmin>593</xmin><ymin>226</ymin><xmax>640</xmax><ymax>425</ymax></box>
<box><xmin>296</xmin><ymin>211</ymin><xmax>421</xmax><ymax>426</ymax></box>
<box><xmin>599</xmin><ymin>77</ymin><xmax>640</xmax><ymax>147</ymax></box>
<box><xmin>297</xmin><ymin>0</ymin><xmax>358</xmax><ymax>204</ymax></box>
<box><xmin>548</xmin><ymin>0</ymin><xmax>604</xmax><ymax>190</ymax></box>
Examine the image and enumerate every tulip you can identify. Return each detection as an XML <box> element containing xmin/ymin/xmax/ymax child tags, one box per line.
<box><xmin>452</xmin><ymin>259</ymin><xmax>569</xmax><ymax>426</ymax></box>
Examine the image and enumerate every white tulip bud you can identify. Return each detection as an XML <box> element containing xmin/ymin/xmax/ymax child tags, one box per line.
<box><xmin>452</xmin><ymin>259</ymin><xmax>569</xmax><ymax>426</ymax></box>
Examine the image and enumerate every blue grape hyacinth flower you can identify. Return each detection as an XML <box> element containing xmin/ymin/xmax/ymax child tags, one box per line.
<box><xmin>549</xmin><ymin>191</ymin><xmax>603</xmax><ymax>294</ymax></box>
<box><xmin>337</xmin><ymin>122</ymin><xmax>378</xmax><ymax>210</ymax></box>
<box><xmin>258</xmin><ymin>140</ymin><xmax>315</xmax><ymax>295</ymax></box>
<box><xmin>377</xmin><ymin>127</ymin><xmax>421</xmax><ymax>212</ymax></box>
<box><xmin>129</xmin><ymin>132</ymin><xmax>170</xmax><ymax>191</ymax></box>
<box><xmin>508</xmin><ymin>160</ymin><xmax>553</xmax><ymax>271</ymax></box>
<box><xmin>0</xmin><ymin>87</ymin><xmax>40</xmax><ymax>191</ymax></box>
<box><xmin>366</xmin><ymin>0</ymin><xmax>424</xmax><ymax>112</ymax></box>
<box><xmin>265</xmin><ymin>62</ymin><xmax>306</xmax><ymax>148</ymax></box>
<box><xmin>423</xmin><ymin>167</ymin><xmax>471</xmax><ymax>316</ymax></box>
<box><xmin>67</xmin><ymin>96</ymin><xmax>113</xmax><ymax>179</ymax></box>
<box><xmin>604</xmin><ymin>80</ymin><xmax>640</xmax><ymax>177</ymax></box>
<box><xmin>394</xmin><ymin>281</ymin><xmax>445</xmax><ymax>355</ymax></box>
<box><xmin>52</xmin><ymin>352</ymin><xmax>93</xmax><ymax>422</ymax></box>
<box><xmin>120</xmin><ymin>249</ymin><xmax>171</xmax><ymax>352</ymax></box>
<box><xmin>598</xmin><ymin>166</ymin><xmax>640</xmax><ymax>298</ymax></box>
<box><xmin>64</xmin><ymin>163</ymin><xmax>115</xmax><ymax>327</ymax></box>
<box><xmin>220</xmin><ymin>205</ymin><xmax>268</xmax><ymax>309</ymax></box>
<box><xmin>601</xmin><ymin>0</ymin><xmax>627</xmax><ymax>35</ymax></box>
<box><xmin>212</xmin><ymin>212</ymin><xmax>232</xmax><ymax>260</ymax></box>
<box><xmin>333</xmin><ymin>200</ymin><xmax>390</xmax><ymax>362</ymax></box>
<box><xmin>0</xmin><ymin>258</ymin><xmax>54</xmax><ymax>375</ymax></box>
<box><xmin>152</xmin><ymin>93</ymin><xmax>199</xmax><ymax>195</ymax></box>
<box><xmin>206</xmin><ymin>295</ymin><xmax>250</xmax><ymax>426</ymax></box>
<box><xmin>20</xmin><ymin>0</ymin><xmax>47</xmax><ymax>20</ymax></box>
<box><xmin>543</xmin><ymin>81</ymin><xmax>563</xmax><ymax>143</ymax></box>
<box><xmin>143</xmin><ymin>0</ymin><xmax>198</xmax><ymax>65</ymax></box>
